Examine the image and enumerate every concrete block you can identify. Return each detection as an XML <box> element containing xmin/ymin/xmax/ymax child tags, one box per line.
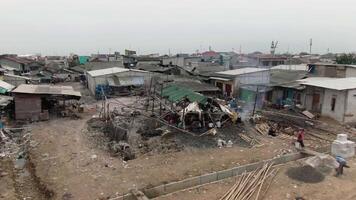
<box><xmin>199</xmin><ymin>172</ymin><xmax>218</xmax><ymax>184</ymax></box>
<box><xmin>144</xmin><ymin>185</ymin><xmax>165</xmax><ymax>198</ymax></box>
<box><xmin>217</xmin><ymin>169</ymin><xmax>233</xmax><ymax>180</ymax></box>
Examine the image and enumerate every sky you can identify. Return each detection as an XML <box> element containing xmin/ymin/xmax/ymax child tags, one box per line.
<box><xmin>1</xmin><ymin>0</ymin><xmax>356</xmax><ymax>56</ymax></box>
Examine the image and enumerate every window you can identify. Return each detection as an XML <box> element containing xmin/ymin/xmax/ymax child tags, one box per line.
<box><xmin>331</xmin><ymin>96</ymin><xmax>336</xmax><ymax>111</ymax></box>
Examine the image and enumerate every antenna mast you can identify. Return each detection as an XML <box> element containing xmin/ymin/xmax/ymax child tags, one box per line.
<box><xmin>309</xmin><ymin>38</ymin><xmax>313</xmax><ymax>54</ymax></box>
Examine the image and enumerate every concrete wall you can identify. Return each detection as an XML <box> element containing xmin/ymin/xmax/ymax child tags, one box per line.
<box><xmin>345</xmin><ymin>67</ymin><xmax>356</xmax><ymax>78</ymax></box>
<box><xmin>302</xmin><ymin>86</ymin><xmax>324</xmax><ymax>112</ymax></box>
<box><xmin>162</xmin><ymin>57</ymin><xmax>185</xmax><ymax>67</ymax></box>
<box><xmin>321</xmin><ymin>89</ymin><xmax>346</xmax><ymax>122</ymax></box>
<box><xmin>311</xmin><ymin>64</ymin><xmax>348</xmax><ymax>78</ymax></box>
<box><xmin>344</xmin><ymin>89</ymin><xmax>356</xmax><ymax>123</ymax></box>
<box><xmin>236</xmin><ymin>70</ymin><xmax>270</xmax><ymax>86</ymax></box>
<box><xmin>116</xmin><ymin>153</ymin><xmax>307</xmax><ymax>200</ymax></box>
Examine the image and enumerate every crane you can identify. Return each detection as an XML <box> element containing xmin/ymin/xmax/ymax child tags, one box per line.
<box><xmin>270</xmin><ymin>41</ymin><xmax>278</xmax><ymax>55</ymax></box>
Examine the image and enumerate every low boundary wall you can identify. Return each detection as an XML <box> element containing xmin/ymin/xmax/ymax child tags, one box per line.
<box><xmin>116</xmin><ymin>152</ymin><xmax>308</xmax><ymax>200</ymax></box>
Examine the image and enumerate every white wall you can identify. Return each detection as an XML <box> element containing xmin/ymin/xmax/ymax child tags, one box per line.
<box><xmin>345</xmin><ymin>67</ymin><xmax>356</xmax><ymax>78</ymax></box>
<box><xmin>87</xmin><ymin>71</ymin><xmax>150</xmax><ymax>95</ymax></box>
<box><xmin>302</xmin><ymin>86</ymin><xmax>324</xmax><ymax>112</ymax></box>
<box><xmin>344</xmin><ymin>89</ymin><xmax>356</xmax><ymax>123</ymax></box>
<box><xmin>234</xmin><ymin>70</ymin><xmax>270</xmax><ymax>89</ymax></box>
<box><xmin>321</xmin><ymin>89</ymin><xmax>346</xmax><ymax>122</ymax></box>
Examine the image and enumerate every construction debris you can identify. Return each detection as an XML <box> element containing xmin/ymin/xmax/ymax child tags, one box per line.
<box><xmin>220</xmin><ymin>162</ymin><xmax>278</xmax><ymax>200</ymax></box>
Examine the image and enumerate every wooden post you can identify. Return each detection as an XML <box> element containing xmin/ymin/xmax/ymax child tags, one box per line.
<box><xmin>160</xmin><ymin>84</ymin><xmax>163</xmax><ymax>116</ymax></box>
<box><xmin>152</xmin><ymin>85</ymin><xmax>156</xmax><ymax>114</ymax></box>
<box><xmin>182</xmin><ymin>105</ymin><xmax>185</xmax><ymax>129</ymax></box>
<box><xmin>146</xmin><ymin>77</ymin><xmax>153</xmax><ymax>112</ymax></box>
<box><xmin>252</xmin><ymin>86</ymin><xmax>259</xmax><ymax>116</ymax></box>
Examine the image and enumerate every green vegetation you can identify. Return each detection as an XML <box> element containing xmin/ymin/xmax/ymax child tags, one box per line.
<box><xmin>336</xmin><ymin>53</ymin><xmax>356</xmax><ymax>64</ymax></box>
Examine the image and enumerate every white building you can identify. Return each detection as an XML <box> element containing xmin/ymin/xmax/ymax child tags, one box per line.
<box><xmin>299</xmin><ymin>77</ymin><xmax>356</xmax><ymax>123</ymax></box>
<box><xmin>210</xmin><ymin>67</ymin><xmax>270</xmax><ymax>97</ymax></box>
<box><xmin>86</xmin><ymin>67</ymin><xmax>149</xmax><ymax>96</ymax></box>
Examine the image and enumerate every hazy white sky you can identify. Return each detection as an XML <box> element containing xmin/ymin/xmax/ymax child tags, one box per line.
<box><xmin>1</xmin><ymin>0</ymin><xmax>356</xmax><ymax>55</ymax></box>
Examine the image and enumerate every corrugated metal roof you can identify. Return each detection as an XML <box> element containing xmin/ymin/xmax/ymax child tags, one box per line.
<box><xmin>12</xmin><ymin>84</ymin><xmax>81</xmax><ymax>97</ymax></box>
<box><xmin>162</xmin><ymin>85</ymin><xmax>207</xmax><ymax>103</ymax></box>
<box><xmin>271</xmin><ymin>64</ymin><xmax>308</xmax><ymax>71</ymax></box>
<box><xmin>4</xmin><ymin>74</ymin><xmax>32</xmax><ymax>80</ymax></box>
<box><xmin>167</xmin><ymin>81</ymin><xmax>220</xmax><ymax>92</ymax></box>
<box><xmin>87</xmin><ymin>67</ymin><xmax>129</xmax><ymax>77</ymax></box>
<box><xmin>0</xmin><ymin>95</ymin><xmax>13</xmax><ymax>107</ymax></box>
<box><xmin>298</xmin><ymin>77</ymin><xmax>356</xmax><ymax>90</ymax></box>
<box><xmin>215</xmin><ymin>67</ymin><xmax>269</xmax><ymax>76</ymax></box>
<box><xmin>209</xmin><ymin>77</ymin><xmax>232</xmax><ymax>81</ymax></box>
<box><xmin>0</xmin><ymin>80</ymin><xmax>15</xmax><ymax>94</ymax></box>
<box><xmin>87</xmin><ymin>67</ymin><xmax>148</xmax><ymax>77</ymax></box>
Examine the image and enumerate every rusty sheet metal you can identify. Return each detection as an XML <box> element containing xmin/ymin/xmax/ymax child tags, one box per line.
<box><xmin>12</xmin><ymin>84</ymin><xmax>81</xmax><ymax>97</ymax></box>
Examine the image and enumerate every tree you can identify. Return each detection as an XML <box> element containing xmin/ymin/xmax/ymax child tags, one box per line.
<box><xmin>336</xmin><ymin>54</ymin><xmax>356</xmax><ymax>64</ymax></box>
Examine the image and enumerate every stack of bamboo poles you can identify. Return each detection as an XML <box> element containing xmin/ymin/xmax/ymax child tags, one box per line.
<box><xmin>220</xmin><ymin>162</ymin><xmax>278</xmax><ymax>200</ymax></box>
<box><xmin>239</xmin><ymin>134</ymin><xmax>262</xmax><ymax>146</ymax></box>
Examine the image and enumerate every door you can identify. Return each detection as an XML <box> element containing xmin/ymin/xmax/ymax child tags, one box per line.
<box><xmin>312</xmin><ymin>93</ymin><xmax>320</xmax><ymax>111</ymax></box>
<box><xmin>216</xmin><ymin>82</ymin><xmax>223</xmax><ymax>95</ymax></box>
<box><xmin>225</xmin><ymin>84</ymin><xmax>232</xmax><ymax>97</ymax></box>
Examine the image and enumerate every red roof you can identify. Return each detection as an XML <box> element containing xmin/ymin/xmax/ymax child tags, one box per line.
<box><xmin>202</xmin><ymin>51</ymin><xmax>219</xmax><ymax>57</ymax></box>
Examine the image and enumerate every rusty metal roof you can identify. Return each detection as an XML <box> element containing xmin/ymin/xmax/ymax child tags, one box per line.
<box><xmin>12</xmin><ymin>84</ymin><xmax>81</xmax><ymax>97</ymax></box>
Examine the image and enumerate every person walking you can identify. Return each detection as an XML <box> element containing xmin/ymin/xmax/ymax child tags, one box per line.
<box><xmin>297</xmin><ymin>128</ymin><xmax>305</xmax><ymax>148</ymax></box>
<box><xmin>336</xmin><ymin>155</ymin><xmax>350</xmax><ymax>176</ymax></box>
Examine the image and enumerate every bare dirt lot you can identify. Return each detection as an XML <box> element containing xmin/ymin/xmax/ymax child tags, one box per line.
<box><xmin>27</xmin><ymin>111</ymin><xmax>295</xmax><ymax>199</ymax></box>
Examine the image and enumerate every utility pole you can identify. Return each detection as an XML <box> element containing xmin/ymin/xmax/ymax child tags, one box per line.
<box><xmin>252</xmin><ymin>86</ymin><xmax>259</xmax><ymax>116</ymax></box>
<box><xmin>309</xmin><ymin>38</ymin><xmax>313</xmax><ymax>54</ymax></box>
<box><xmin>160</xmin><ymin>83</ymin><xmax>163</xmax><ymax>116</ymax></box>
<box><xmin>152</xmin><ymin>85</ymin><xmax>156</xmax><ymax>115</ymax></box>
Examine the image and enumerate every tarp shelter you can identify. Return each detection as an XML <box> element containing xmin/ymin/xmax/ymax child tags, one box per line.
<box><xmin>179</xmin><ymin>102</ymin><xmax>202</xmax><ymax>120</ymax></box>
<box><xmin>162</xmin><ymin>85</ymin><xmax>207</xmax><ymax>104</ymax></box>
<box><xmin>79</xmin><ymin>56</ymin><xmax>90</xmax><ymax>65</ymax></box>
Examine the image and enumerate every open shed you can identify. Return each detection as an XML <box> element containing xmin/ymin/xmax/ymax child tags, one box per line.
<box><xmin>11</xmin><ymin>84</ymin><xmax>81</xmax><ymax>121</ymax></box>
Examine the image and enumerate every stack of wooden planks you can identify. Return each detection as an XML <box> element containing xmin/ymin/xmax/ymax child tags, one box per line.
<box><xmin>220</xmin><ymin>162</ymin><xmax>278</xmax><ymax>200</ymax></box>
<box><xmin>239</xmin><ymin>134</ymin><xmax>262</xmax><ymax>146</ymax></box>
<box><xmin>255</xmin><ymin>123</ymin><xmax>270</xmax><ymax>135</ymax></box>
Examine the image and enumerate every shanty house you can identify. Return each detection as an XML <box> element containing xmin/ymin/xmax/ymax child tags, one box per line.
<box><xmin>0</xmin><ymin>55</ymin><xmax>32</xmax><ymax>73</ymax></box>
<box><xmin>299</xmin><ymin>77</ymin><xmax>356</xmax><ymax>123</ymax></box>
<box><xmin>86</xmin><ymin>67</ymin><xmax>149</xmax><ymax>97</ymax></box>
<box><xmin>210</xmin><ymin>67</ymin><xmax>270</xmax><ymax>98</ymax></box>
<box><xmin>11</xmin><ymin>84</ymin><xmax>81</xmax><ymax>121</ymax></box>
<box><xmin>267</xmin><ymin>67</ymin><xmax>308</xmax><ymax>106</ymax></box>
<box><xmin>308</xmin><ymin>63</ymin><xmax>356</xmax><ymax>78</ymax></box>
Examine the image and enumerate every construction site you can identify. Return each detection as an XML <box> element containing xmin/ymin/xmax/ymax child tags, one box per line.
<box><xmin>1</xmin><ymin>76</ymin><xmax>356</xmax><ymax>200</ymax></box>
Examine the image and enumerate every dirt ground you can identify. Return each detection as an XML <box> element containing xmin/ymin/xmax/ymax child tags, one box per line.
<box><xmin>1</xmin><ymin>82</ymin><xmax>354</xmax><ymax>200</ymax></box>
<box><xmin>27</xmin><ymin>112</ymin><xmax>297</xmax><ymax>199</ymax></box>
<box><xmin>157</xmin><ymin>158</ymin><xmax>356</xmax><ymax>200</ymax></box>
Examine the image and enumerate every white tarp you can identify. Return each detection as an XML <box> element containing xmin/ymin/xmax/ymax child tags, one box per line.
<box><xmin>179</xmin><ymin>102</ymin><xmax>202</xmax><ymax>120</ymax></box>
<box><xmin>305</xmin><ymin>154</ymin><xmax>339</xmax><ymax>168</ymax></box>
